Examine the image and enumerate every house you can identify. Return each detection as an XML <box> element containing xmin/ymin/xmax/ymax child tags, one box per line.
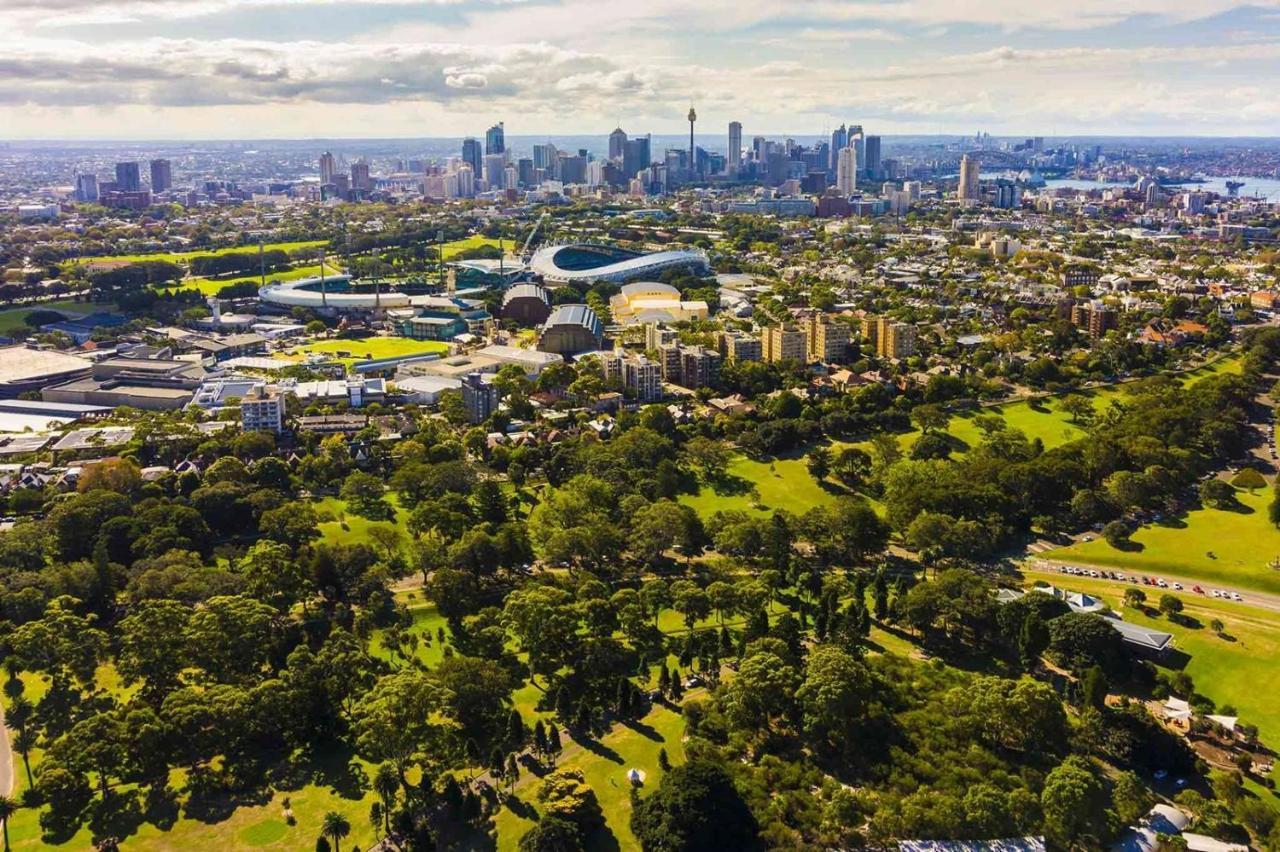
<box><xmin>1138</xmin><ymin>319</ymin><xmax>1208</xmax><ymax>348</ymax></box>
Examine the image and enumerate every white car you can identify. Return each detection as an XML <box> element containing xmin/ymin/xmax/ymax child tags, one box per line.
<box><xmin>1156</xmin><ymin>579</ymin><xmax>1168</xmax><ymax>588</ymax></box>
<box><xmin>1172</xmin><ymin>582</ymin><xmax>1183</xmax><ymax>591</ymax></box>
<box><xmin>1232</xmin><ymin>592</ymin><xmax>1243</xmax><ymax>602</ymax></box>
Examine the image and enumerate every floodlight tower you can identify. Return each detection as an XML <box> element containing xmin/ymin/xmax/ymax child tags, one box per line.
<box><xmin>687</xmin><ymin>106</ymin><xmax>697</xmax><ymax>178</ymax></box>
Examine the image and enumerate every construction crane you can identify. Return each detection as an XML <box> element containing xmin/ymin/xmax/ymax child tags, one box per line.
<box><xmin>521</xmin><ymin>212</ymin><xmax>550</xmax><ymax>261</ymax></box>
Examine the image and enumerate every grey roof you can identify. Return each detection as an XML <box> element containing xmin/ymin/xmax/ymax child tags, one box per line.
<box><xmin>502</xmin><ymin>283</ymin><xmax>550</xmax><ymax>306</ymax></box>
<box><xmin>544</xmin><ymin>304</ymin><xmax>602</xmax><ymax>337</ymax></box>
<box><xmin>1106</xmin><ymin>616</ymin><xmax>1174</xmax><ymax>652</ymax></box>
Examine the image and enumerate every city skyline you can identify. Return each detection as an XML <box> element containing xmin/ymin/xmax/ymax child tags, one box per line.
<box><xmin>2</xmin><ymin>0</ymin><xmax>1280</xmax><ymax>140</ymax></box>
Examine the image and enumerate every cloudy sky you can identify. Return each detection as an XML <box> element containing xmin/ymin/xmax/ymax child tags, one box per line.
<box><xmin>3</xmin><ymin>0</ymin><xmax>1279</xmax><ymax>139</ymax></box>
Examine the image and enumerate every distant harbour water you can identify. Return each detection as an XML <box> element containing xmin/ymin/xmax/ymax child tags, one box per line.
<box><xmin>1041</xmin><ymin>175</ymin><xmax>1280</xmax><ymax>200</ymax></box>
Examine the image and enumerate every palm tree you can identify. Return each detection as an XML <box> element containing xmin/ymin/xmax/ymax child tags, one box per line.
<box><xmin>373</xmin><ymin>762</ymin><xmax>398</xmax><ymax>836</ymax></box>
<box><xmin>320</xmin><ymin>811</ymin><xmax>351</xmax><ymax>852</ymax></box>
<box><xmin>0</xmin><ymin>795</ymin><xmax>19</xmax><ymax>852</ymax></box>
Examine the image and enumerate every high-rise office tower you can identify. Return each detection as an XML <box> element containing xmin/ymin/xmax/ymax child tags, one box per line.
<box><xmin>958</xmin><ymin>153</ymin><xmax>981</xmax><ymax>202</ymax></box>
<box><xmin>864</xmin><ymin>136</ymin><xmax>881</xmax><ymax>180</ymax></box>
<box><xmin>115</xmin><ymin>162</ymin><xmax>141</xmax><ymax>192</ymax></box>
<box><xmin>485</xmin><ymin>122</ymin><xmax>505</xmax><ymax>155</ymax></box>
<box><xmin>836</xmin><ymin>146</ymin><xmax>858</xmax><ymax>195</ymax></box>
<box><xmin>149</xmin><ymin>159</ymin><xmax>172</xmax><ymax>193</ymax></box>
<box><xmin>609</xmin><ymin>127</ymin><xmax>628</xmax><ymax>162</ymax></box>
<box><xmin>532</xmin><ymin>143</ymin><xmax>559</xmax><ymax>174</ymax></box>
<box><xmin>351</xmin><ymin>161</ymin><xmax>372</xmax><ymax>192</ymax></box>
<box><xmin>849</xmin><ymin>125</ymin><xmax>864</xmax><ymax>179</ymax></box>
<box><xmin>623</xmin><ymin>136</ymin><xmax>650</xmax><ymax>180</ymax></box>
<box><xmin>319</xmin><ymin>151</ymin><xmax>336</xmax><ymax>184</ymax></box>
<box><xmin>75</xmin><ymin>173</ymin><xmax>99</xmax><ymax>202</ymax></box>
<box><xmin>483</xmin><ymin>154</ymin><xmax>507</xmax><ymax>189</ymax></box>
<box><xmin>830</xmin><ymin>124</ymin><xmax>847</xmax><ymax>171</ymax></box>
<box><xmin>461</xmin><ymin>138</ymin><xmax>482</xmax><ymax>177</ymax></box>
<box><xmin>728</xmin><ymin>121</ymin><xmax>742</xmax><ymax>176</ymax></box>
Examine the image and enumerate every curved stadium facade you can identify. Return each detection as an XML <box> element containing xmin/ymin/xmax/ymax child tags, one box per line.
<box><xmin>528</xmin><ymin>243</ymin><xmax>710</xmax><ymax>285</ymax></box>
<box><xmin>259</xmin><ymin>275</ymin><xmax>412</xmax><ymax>311</ymax></box>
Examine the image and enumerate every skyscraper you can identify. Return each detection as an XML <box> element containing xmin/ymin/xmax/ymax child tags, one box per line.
<box><xmin>75</xmin><ymin>173</ymin><xmax>99</xmax><ymax>202</ymax></box>
<box><xmin>485</xmin><ymin>122</ymin><xmax>505</xmax><ymax>156</ymax></box>
<box><xmin>849</xmin><ymin>125</ymin><xmax>864</xmax><ymax>179</ymax></box>
<box><xmin>728</xmin><ymin>122</ymin><xmax>742</xmax><ymax>176</ymax></box>
<box><xmin>608</xmin><ymin>127</ymin><xmax>628</xmax><ymax>162</ymax></box>
<box><xmin>532</xmin><ymin>143</ymin><xmax>559</xmax><ymax>174</ymax></box>
<box><xmin>830</xmin><ymin>125</ymin><xmax>847</xmax><ymax>171</ymax></box>
<box><xmin>864</xmin><ymin>136</ymin><xmax>881</xmax><ymax>180</ymax></box>
<box><xmin>115</xmin><ymin>162</ymin><xmax>141</xmax><ymax>193</ymax></box>
<box><xmin>958</xmin><ymin>154</ymin><xmax>980</xmax><ymax>202</ymax></box>
<box><xmin>351</xmin><ymin>161</ymin><xmax>372</xmax><ymax>193</ymax></box>
<box><xmin>623</xmin><ymin>136</ymin><xmax>650</xmax><ymax>180</ymax></box>
<box><xmin>319</xmin><ymin>151</ymin><xmax>336</xmax><ymax>184</ymax></box>
<box><xmin>149</xmin><ymin>159</ymin><xmax>172</xmax><ymax>193</ymax></box>
<box><xmin>836</xmin><ymin>147</ymin><xmax>858</xmax><ymax>195</ymax></box>
<box><xmin>461</xmin><ymin>138</ymin><xmax>482</xmax><ymax>177</ymax></box>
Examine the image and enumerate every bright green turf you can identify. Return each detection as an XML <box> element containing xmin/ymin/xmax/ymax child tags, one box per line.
<box><xmin>313</xmin><ymin>495</ymin><xmax>413</xmax><ymax>551</ymax></box>
<box><xmin>492</xmin><ymin>702</ymin><xmax>687</xmax><ymax>852</ymax></box>
<box><xmin>159</xmin><ymin>261</ymin><xmax>343</xmax><ymax>296</ymax></box>
<box><xmin>0</xmin><ymin>299</ymin><xmax>112</xmax><ymax>333</ymax></box>
<box><xmin>441</xmin><ymin>235</ymin><xmax>504</xmax><ymax>260</ymax></box>
<box><xmin>679</xmin><ymin>453</ymin><xmax>841</xmax><ymax>518</ymax></box>
<box><xmin>1021</xmin><ymin>567</ymin><xmax>1280</xmax><ymax>748</ymax></box>
<box><xmin>1043</xmin><ymin>489</ymin><xmax>1280</xmax><ymax>596</ymax></box>
<box><xmin>290</xmin><ymin>338</ymin><xmax>449</xmax><ymax>365</ymax></box>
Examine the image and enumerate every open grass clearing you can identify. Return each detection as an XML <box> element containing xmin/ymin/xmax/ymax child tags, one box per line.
<box><xmin>1043</xmin><ymin>488</ymin><xmax>1280</xmax><ymax>596</ymax></box>
<box><xmin>77</xmin><ymin>240</ymin><xmax>328</xmax><ymax>267</ymax></box>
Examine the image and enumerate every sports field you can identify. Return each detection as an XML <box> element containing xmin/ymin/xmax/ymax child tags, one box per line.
<box><xmin>79</xmin><ymin>240</ymin><xmax>328</xmax><ymax>267</ymax></box>
<box><xmin>287</xmin><ymin>337</ymin><xmax>449</xmax><ymax>366</ymax></box>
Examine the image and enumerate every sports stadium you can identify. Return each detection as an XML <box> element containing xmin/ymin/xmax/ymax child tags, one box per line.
<box><xmin>528</xmin><ymin>243</ymin><xmax>710</xmax><ymax>285</ymax></box>
<box><xmin>259</xmin><ymin>274</ymin><xmax>413</xmax><ymax>312</ymax></box>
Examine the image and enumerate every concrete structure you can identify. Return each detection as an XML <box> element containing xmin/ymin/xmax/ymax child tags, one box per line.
<box><xmin>501</xmin><ymin>283</ymin><xmax>552</xmax><ymax>326</ymax></box>
<box><xmin>595</xmin><ymin>351</ymin><xmax>662</xmax><ymax>402</ymax></box>
<box><xmin>1072</xmin><ymin>300</ymin><xmax>1117</xmax><ymax>339</ymax></box>
<box><xmin>719</xmin><ymin>331</ymin><xmax>762</xmax><ymax>362</ymax></box>
<box><xmin>804</xmin><ymin>314</ymin><xmax>850</xmax><ymax>363</ymax></box>
<box><xmin>259</xmin><ymin>274</ymin><xmax>412</xmax><ymax>312</ymax></box>
<box><xmin>461</xmin><ymin>372</ymin><xmax>498</xmax><ymax>423</ymax></box>
<box><xmin>528</xmin><ymin>243</ymin><xmax>709</xmax><ymax>285</ymax></box>
<box><xmin>762</xmin><ymin>325</ymin><xmax>807</xmax><ymax>363</ymax></box>
<box><xmin>958</xmin><ymin>154</ymin><xmax>981</xmax><ymax>203</ymax></box>
<box><xmin>0</xmin><ymin>346</ymin><xmax>92</xmax><ymax>398</ymax></box>
<box><xmin>609</xmin><ymin>281</ymin><xmax>709</xmax><ymax>326</ymax></box>
<box><xmin>876</xmin><ymin>318</ymin><xmax>916</xmax><ymax>360</ymax></box>
<box><xmin>538</xmin><ymin>304</ymin><xmax>603</xmax><ymax>355</ymax></box>
<box><xmin>392</xmin><ymin>375</ymin><xmax>462</xmax><ymax>405</ymax></box>
<box><xmin>42</xmin><ymin>357</ymin><xmax>205</xmax><ymax>411</ymax></box>
<box><xmin>241</xmin><ymin>383</ymin><xmax>284</xmax><ymax>433</ymax></box>
<box><xmin>836</xmin><ymin>146</ymin><xmax>858</xmax><ymax>195</ymax></box>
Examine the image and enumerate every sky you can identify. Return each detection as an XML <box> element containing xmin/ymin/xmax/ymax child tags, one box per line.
<box><xmin>2</xmin><ymin>0</ymin><xmax>1280</xmax><ymax>140</ymax></box>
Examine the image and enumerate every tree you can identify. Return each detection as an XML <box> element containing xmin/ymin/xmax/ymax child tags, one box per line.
<box><xmin>630</xmin><ymin>758</ymin><xmax>760</xmax><ymax>852</ymax></box>
<box><xmin>0</xmin><ymin>794</ymin><xmax>18</xmax><ymax>852</ymax></box>
<box><xmin>1048</xmin><ymin>613</ymin><xmax>1127</xmax><ymax>677</ymax></box>
<box><xmin>1123</xmin><ymin>588</ymin><xmax>1146</xmax><ymax>609</ymax></box>
<box><xmin>341</xmin><ymin>471</ymin><xmax>392</xmax><ymax>520</ymax></box>
<box><xmin>77</xmin><ymin>458</ymin><xmax>141</xmax><ymax>495</ymax></box>
<box><xmin>806</xmin><ymin>446</ymin><xmax>832</xmax><ymax>481</ymax></box>
<box><xmin>518</xmin><ymin>815</ymin><xmax>584</xmax><ymax>852</ymax></box>
<box><xmin>1058</xmin><ymin>394</ymin><xmax>1094</xmax><ymax>425</ymax></box>
<box><xmin>536</xmin><ymin>769</ymin><xmax>604</xmax><ymax>836</ymax></box>
<box><xmin>1199</xmin><ymin>478</ymin><xmax>1237</xmax><ymax>510</ymax></box>
<box><xmin>1018</xmin><ymin>610</ymin><xmax>1049</xmax><ymax>669</ymax></box>
<box><xmin>1081</xmin><ymin>665</ymin><xmax>1108</xmax><ymax>711</ymax></box>
<box><xmin>1111</xmin><ymin>771</ymin><xmax>1154</xmax><ymax>827</ymax></box>
<box><xmin>321</xmin><ymin>811</ymin><xmax>351</xmax><ymax>852</ymax></box>
<box><xmin>795</xmin><ymin>646</ymin><xmax>876</xmax><ymax>757</ymax></box>
<box><xmin>910</xmin><ymin>403</ymin><xmax>950</xmax><ymax>434</ymax></box>
<box><xmin>1158</xmin><ymin>594</ymin><xmax>1184</xmax><ymax>619</ymax></box>
<box><xmin>240</xmin><ymin>539</ymin><xmax>312</xmax><ymax>614</ymax></box>
<box><xmin>1101</xmin><ymin>520</ymin><xmax>1131</xmax><ymax>548</ymax></box>
<box><xmin>350</xmin><ymin>671</ymin><xmax>456</xmax><ymax>785</ymax></box>
<box><xmin>721</xmin><ymin>651</ymin><xmax>798</xmax><ymax>732</ymax></box>
<box><xmin>1041</xmin><ymin>755</ymin><xmax>1109</xmax><ymax>849</ymax></box>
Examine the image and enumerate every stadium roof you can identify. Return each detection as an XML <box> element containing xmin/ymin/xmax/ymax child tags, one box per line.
<box><xmin>544</xmin><ymin>304</ymin><xmax>602</xmax><ymax>337</ymax></box>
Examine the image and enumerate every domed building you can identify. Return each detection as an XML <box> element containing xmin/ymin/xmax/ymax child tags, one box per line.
<box><xmin>537</xmin><ymin>304</ymin><xmax>603</xmax><ymax>355</ymax></box>
<box><xmin>501</xmin><ymin>283</ymin><xmax>552</xmax><ymax>326</ymax></box>
<box><xmin>609</xmin><ymin>281</ymin><xmax>709</xmax><ymax>326</ymax></box>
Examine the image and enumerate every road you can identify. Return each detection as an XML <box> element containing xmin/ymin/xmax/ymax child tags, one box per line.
<box><xmin>1025</xmin><ymin>558</ymin><xmax>1280</xmax><ymax>616</ymax></box>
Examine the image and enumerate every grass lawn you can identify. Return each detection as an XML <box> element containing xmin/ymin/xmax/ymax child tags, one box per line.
<box><xmin>369</xmin><ymin>597</ymin><xmax>451</xmax><ymax>669</ymax></box>
<box><xmin>441</xmin><ymin>235</ymin><xmax>504</xmax><ymax>260</ymax></box>
<box><xmin>159</xmin><ymin>261</ymin><xmax>343</xmax><ymax>297</ymax></box>
<box><xmin>0</xmin><ymin>298</ymin><xmax>110</xmax><ymax>334</ymax></box>
<box><xmin>1043</xmin><ymin>488</ymin><xmax>1280</xmax><ymax>596</ymax></box>
<box><xmin>290</xmin><ymin>338</ymin><xmax>449</xmax><ymax>366</ymax></box>
<box><xmin>492</xmin><ymin>702</ymin><xmax>687</xmax><ymax>852</ymax></box>
<box><xmin>80</xmin><ymin>240</ymin><xmax>328</xmax><ymax>267</ymax></box>
<box><xmin>679</xmin><ymin>453</ymin><xmax>840</xmax><ymax>518</ymax></box>
<box><xmin>314</xmin><ymin>495</ymin><xmax>413</xmax><ymax>552</ymax></box>
<box><xmin>1020</xmin><ymin>567</ymin><xmax>1280</xmax><ymax>749</ymax></box>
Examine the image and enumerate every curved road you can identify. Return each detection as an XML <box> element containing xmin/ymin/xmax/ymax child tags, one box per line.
<box><xmin>1025</xmin><ymin>558</ymin><xmax>1280</xmax><ymax>615</ymax></box>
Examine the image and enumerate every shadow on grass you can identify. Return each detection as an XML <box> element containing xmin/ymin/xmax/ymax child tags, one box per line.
<box><xmin>503</xmin><ymin>793</ymin><xmax>538</xmax><ymax>821</ymax></box>
<box><xmin>584</xmin><ymin>825</ymin><xmax>623</xmax><ymax>852</ymax></box>
<box><xmin>619</xmin><ymin>717</ymin><xmax>663</xmax><ymax>743</ymax></box>
<box><xmin>571</xmin><ymin>734</ymin><xmax>624</xmax><ymax>765</ymax></box>
<box><xmin>704</xmin><ymin>473</ymin><xmax>753</xmax><ymax>497</ymax></box>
